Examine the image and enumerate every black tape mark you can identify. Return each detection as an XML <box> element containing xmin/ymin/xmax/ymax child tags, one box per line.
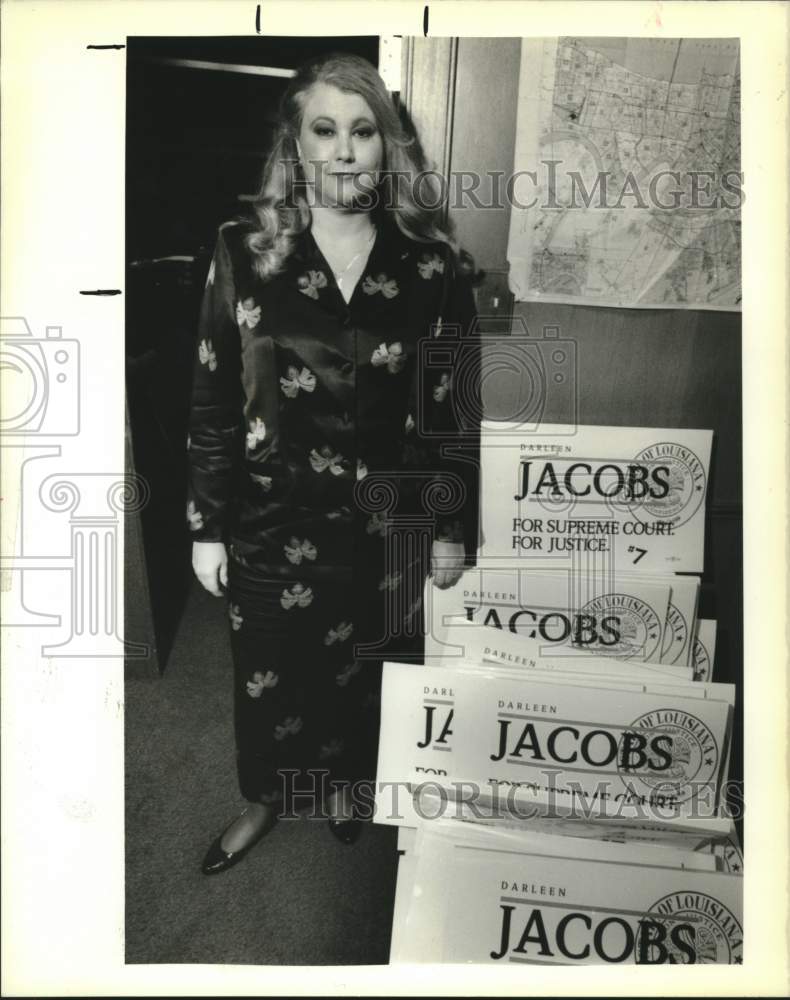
<box><xmin>255</xmin><ymin>4</ymin><xmax>261</xmax><ymax>34</ymax></box>
<box><xmin>79</xmin><ymin>289</ymin><xmax>122</xmax><ymax>296</ymax></box>
<box><xmin>423</xmin><ymin>5</ymin><xmax>429</xmax><ymax>36</ymax></box>
<box><xmin>86</xmin><ymin>44</ymin><xmax>126</xmax><ymax>50</ymax></box>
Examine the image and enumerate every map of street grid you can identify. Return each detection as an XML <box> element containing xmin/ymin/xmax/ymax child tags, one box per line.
<box><xmin>507</xmin><ymin>38</ymin><xmax>741</xmax><ymax>309</ymax></box>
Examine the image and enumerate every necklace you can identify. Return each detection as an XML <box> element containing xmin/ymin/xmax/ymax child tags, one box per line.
<box><xmin>314</xmin><ymin>226</ymin><xmax>376</xmax><ymax>289</ymax></box>
<box><xmin>334</xmin><ymin>228</ymin><xmax>376</xmax><ymax>288</ymax></box>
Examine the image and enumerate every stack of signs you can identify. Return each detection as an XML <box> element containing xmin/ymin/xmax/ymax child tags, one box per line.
<box><xmin>426</xmin><ymin>567</ymin><xmax>674</xmax><ymax>667</ymax></box>
<box><xmin>379</xmin><ymin>649</ymin><xmax>741</xmax><ymax>963</ymax></box>
<box><xmin>391</xmin><ymin>820</ymin><xmax>742</xmax><ymax>965</ymax></box>
<box><xmin>376</xmin><ymin>656</ymin><xmax>735</xmax><ymax>846</ymax></box>
<box><xmin>377</xmin><ymin>422</ymin><xmax>741</xmax><ymax>962</ymax></box>
<box><xmin>468</xmin><ymin>422</ymin><xmax>717</xmax><ymax>679</ymax></box>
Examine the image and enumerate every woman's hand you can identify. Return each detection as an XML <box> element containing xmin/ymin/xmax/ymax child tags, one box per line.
<box><xmin>192</xmin><ymin>541</ymin><xmax>228</xmax><ymax>597</ymax></box>
<box><xmin>430</xmin><ymin>540</ymin><xmax>465</xmax><ymax>589</ymax></box>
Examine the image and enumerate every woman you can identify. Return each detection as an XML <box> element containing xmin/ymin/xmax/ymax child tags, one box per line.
<box><xmin>187</xmin><ymin>52</ymin><xmax>480</xmax><ymax>875</ymax></box>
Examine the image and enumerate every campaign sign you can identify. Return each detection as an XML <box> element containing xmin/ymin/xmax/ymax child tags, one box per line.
<box><xmin>389</xmin><ymin>821</ymin><xmax>721</xmax><ymax>963</ymax></box>
<box><xmin>375</xmin><ymin>662</ymin><xmax>733</xmax><ymax>834</ymax></box>
<box><xmin>478</xmin><ymin>422</ymin><xmax>713</xmax><ymax>574</ymax></box>
<box><xmin>425</xmin><ymin>567</ymin><xmax>671</xmax><ymax>665</ymax></box>
<box><xmin>412</xmin><ymin>833</ymin><xmax>742</xmax><ymax>964</ymax></box>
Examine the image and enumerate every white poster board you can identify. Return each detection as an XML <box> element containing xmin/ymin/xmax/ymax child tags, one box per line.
<box><xmin>478</xmin><ymin>421</ymin><xmax>713</xmax><ymax>574</ymax></box>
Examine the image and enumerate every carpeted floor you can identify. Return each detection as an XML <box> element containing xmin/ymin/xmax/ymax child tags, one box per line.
<box><xmin>124</xmin><ymin>580</ymin><xmax>399</xmax><ymax>965</ymax></box>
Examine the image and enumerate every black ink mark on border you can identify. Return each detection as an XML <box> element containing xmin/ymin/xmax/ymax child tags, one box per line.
<box><xmin>86</xmin><ymin>45</ymin><xmax>126</xmax><ymax>50</ymax></box>
<box><xmin>79</xmin><ymin>289</ymin><xmax>122</xmax><ymax>296</ymax></box>
<box><xmin>423</xmin><ymin>6</ymin><xmax>429</xmax><ymax>37</ymax></box>
<box><xmin>255</xmin><ymin>5</ymin><xmax>261</xmax><ymax>34</ymax></box>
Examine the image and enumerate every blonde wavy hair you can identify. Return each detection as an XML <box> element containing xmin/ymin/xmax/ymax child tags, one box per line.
<box><xmin>244</xmin><ymin>52</ymin><xmax>471</xmax><ymax>280</ymax></box>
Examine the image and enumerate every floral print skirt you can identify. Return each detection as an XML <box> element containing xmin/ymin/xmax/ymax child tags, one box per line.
<box><xmin>227</xmin><ymin>546</ymin><xmax>425</xmax><ymax>805</ymax></box>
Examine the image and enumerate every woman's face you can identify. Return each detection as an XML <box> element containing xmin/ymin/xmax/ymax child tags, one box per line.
<box><xmin>296</xmin><ymin>82</ymin><xmax>384</xmax><ymax>210</ymax></box>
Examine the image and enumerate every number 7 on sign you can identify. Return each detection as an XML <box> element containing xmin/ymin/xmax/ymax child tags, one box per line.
<box><xmin>628</xmin><ymin>545</ymin><xmax>647</xmax><ymax>564</ymax></box>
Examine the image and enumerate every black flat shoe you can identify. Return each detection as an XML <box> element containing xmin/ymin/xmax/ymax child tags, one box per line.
<box><xmin>327</xmin><ymin>816</ymin><xmax>363</xmax><ymax>845</ymax></box>
<box><xmin>201</xmin><ymin>812</ymin><xmax>276</xmax><ymax>875</ymax></box>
